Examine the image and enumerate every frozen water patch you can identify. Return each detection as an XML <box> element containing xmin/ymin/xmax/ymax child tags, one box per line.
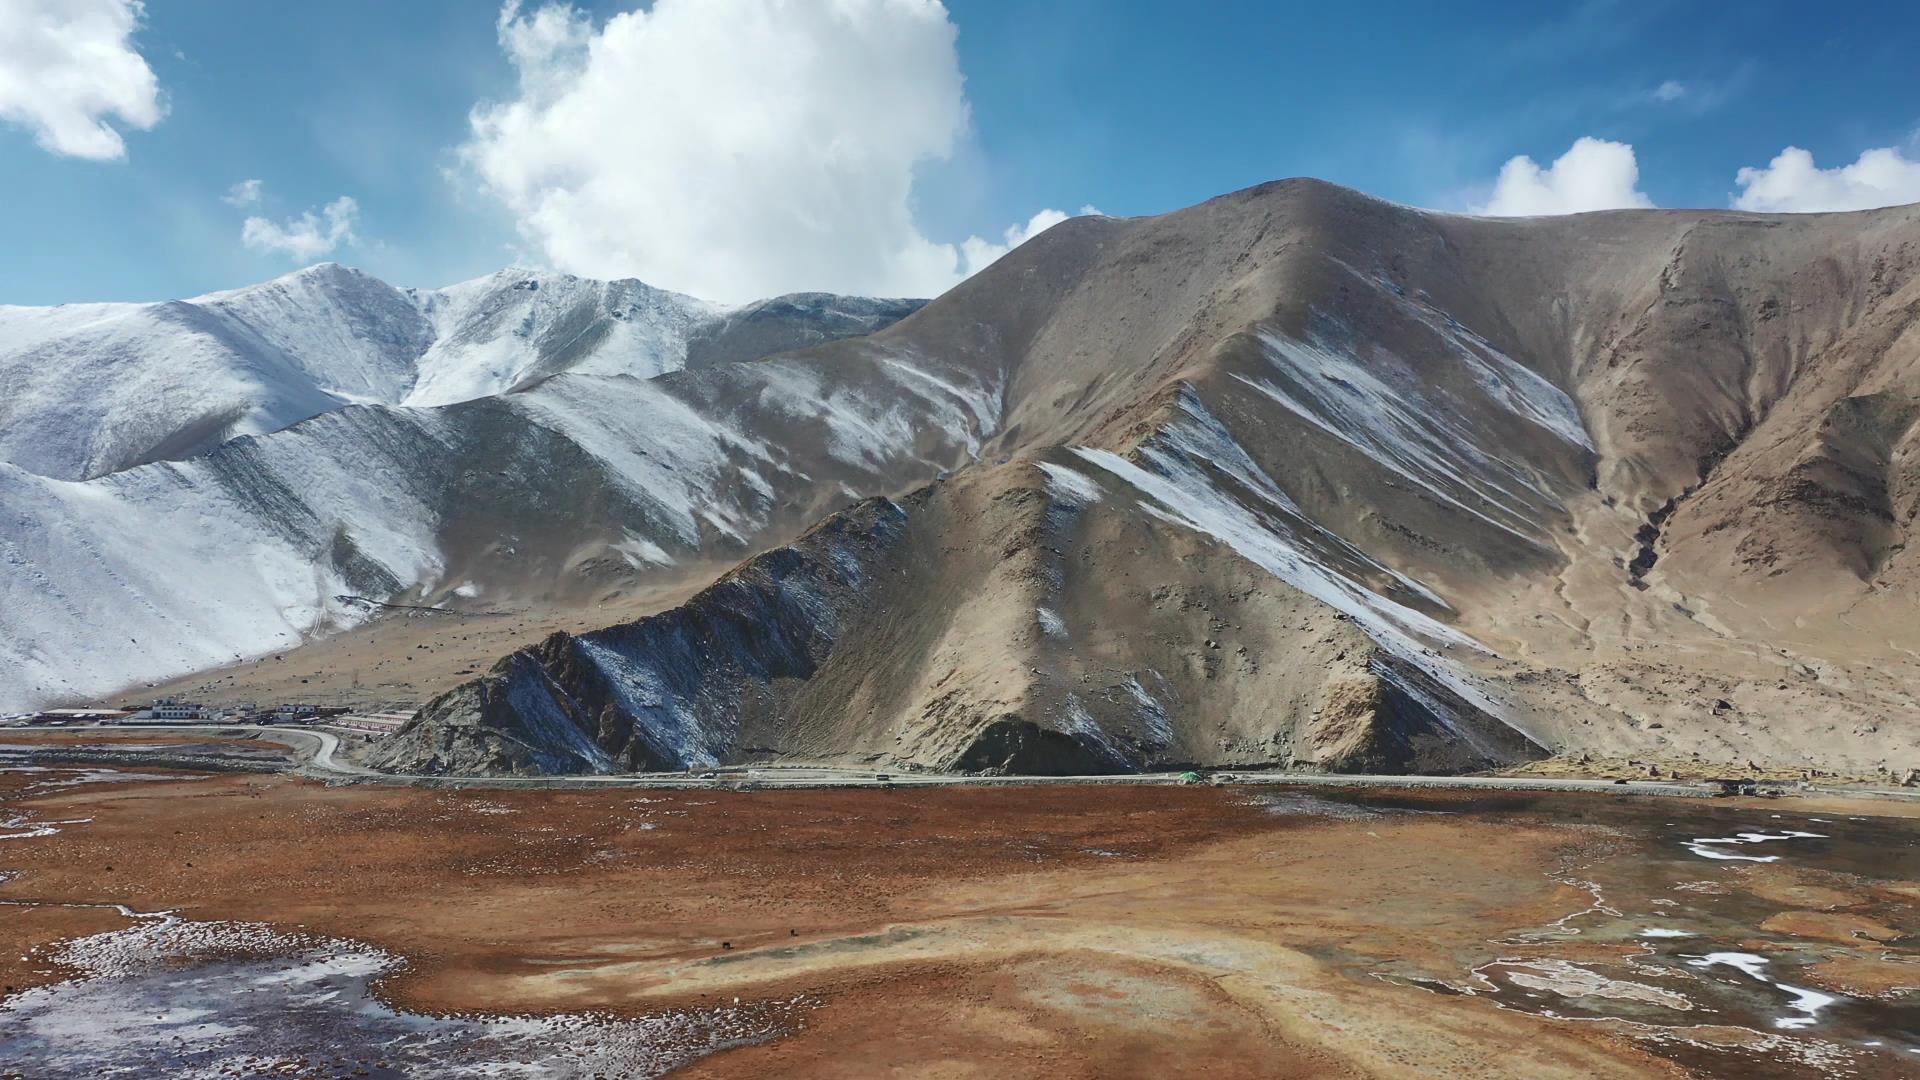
<box><xmin>0</xmin><ymin>913</ymin><xmax>808</xmax><ymax>1078</ymax></box>
<box><xmin>1683</xmin><ymin>830</ymin><xmax>1825</xmax><ymax>863</ymax></box>
<box><xmin>1035</xmin><ymin>607</ymin><xmax>1067</xmax><ymax>639</ymax></box>
<box><xmin>1638</xmin><ymin>928</ymin><xmax>1694</xmax><ymax>939</ymax></box>
<box><xmin>1686</xmin><ymin>952</ymin><xmax>1844</xmax><ymax>1031</ymax></box>
<box><xmin>1241</xmin><ymin>793</ymin><xmax>1393</xmax><ymax>821</ymax></box>
<box><xmin>0</xmin><ymin>811</ymin><xmax>92</xmax><ymax>840</ymax></box>
<box><xmin>1493</xmin><ymin>958</ymin><xmax>1693</xmax><ymax>1012</ymax></box>
<box><xmin>1776</xmin><ymin>984</ymin><xmax>1843</xmax><ymax>1031</ymax></box>
<box><xmin>0</xmin><ymin>760</ymin><xmax>181</xmax><ymax>795</ymax></box>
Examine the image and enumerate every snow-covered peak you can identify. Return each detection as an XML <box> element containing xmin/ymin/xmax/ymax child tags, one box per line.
<box><xmin>0</xmin><ymin>264</ymin><xmax>921</xmax><ymax>480</ymax></box>
<box><xmin>192</xmin><ymin>262</ymin><xmax>431</xmax><ymax>405</ymax></box>
<box><xmin>404</xmin><ymin>269</ymin><xmax>721</xmax><ymax>406</ymax></box>
<box><xmin>188</xmin><ymin>260</ymin><xmax>370</xmax><ymax>303</ymax></box>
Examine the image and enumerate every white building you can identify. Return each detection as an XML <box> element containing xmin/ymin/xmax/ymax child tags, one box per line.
<box><xmin>148</xmin><ymin>698</ymin><xmax>203</xmax><ymax>721</ymax></box>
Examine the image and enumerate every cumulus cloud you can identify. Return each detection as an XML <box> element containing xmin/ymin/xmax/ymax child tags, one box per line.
<box><xmin>960</xmin><ymin>205</ymin><xmax>1101</xmax><ymax>276</ymax></box>
<box><xmin>461</xmin><ymin>0</ymin><xmax>1088</xmax><ymax>302</ymax></box>
<box><xmin>1731</xmin><ymin>145</ymin><xmax>1920</xmax><ymax>213</ymax></box>
<box><xmin>222</xmin><ymin>178</ymin><xmax>263</xmax><ymax>207</ymax></box>
<box><xmin>1652</xmin><ymin>80</ymin><xmax>1686</xmax><ymax>103</ymax></box>
<box><xmin>0</xmin><ymin>0</ymin><xmax>164</xmax><ymax>160</ymax></box>
<box><xmin>1474</xmin><ymin>137</ymin><xmax>1655</xmax><ymax>216</ymax></box>
<box><xmin>241</xmin><ymin>195</ymin><xmax>360</xmax><ymax>261</ymax></box>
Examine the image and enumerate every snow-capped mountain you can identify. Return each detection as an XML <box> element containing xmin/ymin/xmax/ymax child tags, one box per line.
<box><xmin>5</xmin><ymin>180</ymin><xmax>1918</xmax><ymax>784</ymax></box>
<box><xmin>0</xmin><ymin>333</ymin><xmax>1000</xmax><ymax>712</ymax></box>
<box><xmin>0</xmin><ymin>263</ymin><xmax>921</xmax><ymax>481</ymax></box>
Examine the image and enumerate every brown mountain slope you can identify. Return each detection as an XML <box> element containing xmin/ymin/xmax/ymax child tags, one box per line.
<box><xmin>373</xmin><ymin>458</ymin><xmax>1541</xmax><ymax>776</ymax></box>
<box><xmin>349</xmin><ymin>180</ymin><xmax>1920</xmax><ymax>777</ymax></box>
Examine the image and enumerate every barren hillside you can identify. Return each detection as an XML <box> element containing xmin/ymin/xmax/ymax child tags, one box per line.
<box><xmin>366</xmin><ymin>180</ymin><xmax>1920</xmax><ymax>778</ymax></box>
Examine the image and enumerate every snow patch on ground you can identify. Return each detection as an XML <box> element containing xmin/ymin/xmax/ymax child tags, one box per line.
<box><xmin>1682</xmin><ymin>830</ymin><xmax>1826</xmax><ymax>863</ymax></box>
<box><xmin>1122</xmin><ymin>676</ymin><xmax>1174</xmax><ymax>748</ymax></box>
<box><xmin>1035</xmin><ymin>462</ymin><xmax>1104</xmax><ymax>507</ymax></box>
<box><xmin>577</xmin><ymin>639</ymin><xmax>723</xmax><ymax>770</ymax></box>
<box><xmin>1036</xmin><ymin>607</ymin><xmax>1067</xmax><ymax>639</ymax></box>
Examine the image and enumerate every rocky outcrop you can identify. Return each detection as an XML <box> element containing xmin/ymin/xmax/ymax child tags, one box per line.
<box><xmin>374</xmin><ymin>498</ymin><xmax>911</xmax><ymax>775</ymax></box>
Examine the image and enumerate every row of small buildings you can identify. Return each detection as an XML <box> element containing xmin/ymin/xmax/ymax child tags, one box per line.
<box><xmin>22</xmin><ymin>698</ymin><xmax>344</xmax><ymax>725</ymax></box>
<box><xmin>10</xmin><ymin>698</ymin><xmax>413</xmax><ymax>738</ymax></box>
<box><xmin>140</xmin><ymin>698</ymin><xmax>348</xmax><ymax>723</ymax></box>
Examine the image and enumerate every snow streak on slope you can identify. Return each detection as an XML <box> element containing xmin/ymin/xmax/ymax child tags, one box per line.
<box><xmin>1073</xmin><ymin>387</ymin><xmax>1540</xmax><ymax>759</ymax></box>
<box><xmin>376</xmin><ymin>498</ymin><xmax>914</xmax><ymax>776</ymax></box>
<box><xmin>749</xmin><ymin>349</ymin><xmax>1006</xmax><ymax>471</ymax></box>
<box><xmin>1035</xmin><ymin>461</ymin><xmax>1105</xmax><ymax>507</ymax></box>
<box><xmin>1351</xmin><ymin>266</ymin><xmax>1593</xmax><ymax>453</ymax></box>
<box><xmin>1235</xmin><ymin>319</ymin><xmax>1588</xmax><ymax>544</ymax></box>
<box><xmin>502</xmin><ymin>652</ymin><xmax>621</xmax><ymax>774</ymax></box>
<box><xmin>507</xmin><ymin>375</ymin><xmax>776</xmax><ymax>548</ymax></box>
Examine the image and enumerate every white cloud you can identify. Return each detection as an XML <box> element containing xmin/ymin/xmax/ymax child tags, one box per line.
<box><xmin>1474</xmin><ymin>137</ymin><xmax>1655</xmax><ymax>216</ymax></box>
<box><xmin>222</xmin><ymin>178</ymin><xmax>263</xmax><ymax>207</ymax></box>
<box><xmin>0</xmin><ymin>0</ymin><xmax>163</xmax><ymax>160</ymax></box>
<box><xmin>460</xmin><ymin>0</ymin><xmax>1088</xmax><ymax>302</ymax></box>
<box><xmin>1731</xmin><ymin>145</ymin><xmax>1920</xmax><ymax>213</ymax></box>
<box><xmin>960</xmin><ymin>205</ymin><xmax>1100</xmax><ymax>276</ymax></box>
<box><xmin>241</xmin><ymin>196</ymin><xmax>360</xmax><ymax>261</ymax></box>
<box><xmin>1652</xmin><ymin>80</ymin><xmax>1686</xmax><ymax>103</ymax></box>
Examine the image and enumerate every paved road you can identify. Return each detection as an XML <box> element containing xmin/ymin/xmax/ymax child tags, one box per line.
<box><xmin>26</xmin><ymin>722</ymin><xmax>1920</xmax><ymax>803</ymax></box>
<box><xmin>43</xmin><ymin>723</ymin><xmax>378</xmax><ymax>775</ymax></box>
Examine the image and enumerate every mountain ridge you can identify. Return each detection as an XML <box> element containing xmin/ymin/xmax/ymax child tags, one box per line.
<box><xmin>7</xmin><ymin>177</ymin><xmax>1919</xmax><ymax>781</ymax></box>
<box><xmin>0</xmin><ymin>261</ymin><xmax>923</xmax><ymax>481</ymax></box>
<box><xmin>363</xmin><ymin>179</ymin><xmax>1920</xmax><ymax>778</ymax></box>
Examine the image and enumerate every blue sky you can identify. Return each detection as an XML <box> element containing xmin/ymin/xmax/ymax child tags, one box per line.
<box><xmin>3</xmin><ymin>0</ymin><xmax>1917</xmax><ymax>305</ymax></box>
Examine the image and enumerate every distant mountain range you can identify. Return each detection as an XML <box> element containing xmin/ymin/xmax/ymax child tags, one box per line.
<box><xmin>0</xmin><ymin>263</ymin><xmax>920</xmax><ymax>481</ymax></box>
<box><xmin>6</xmin><ymin>180</ymin><xmax>1918</xmax><ymax>782</ymax></box>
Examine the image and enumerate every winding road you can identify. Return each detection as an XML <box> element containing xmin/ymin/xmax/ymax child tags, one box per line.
<box><xmin>21</xmin><ymin>722</ymin><xmax>1896</xmax><ymax>800</ymax></box>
